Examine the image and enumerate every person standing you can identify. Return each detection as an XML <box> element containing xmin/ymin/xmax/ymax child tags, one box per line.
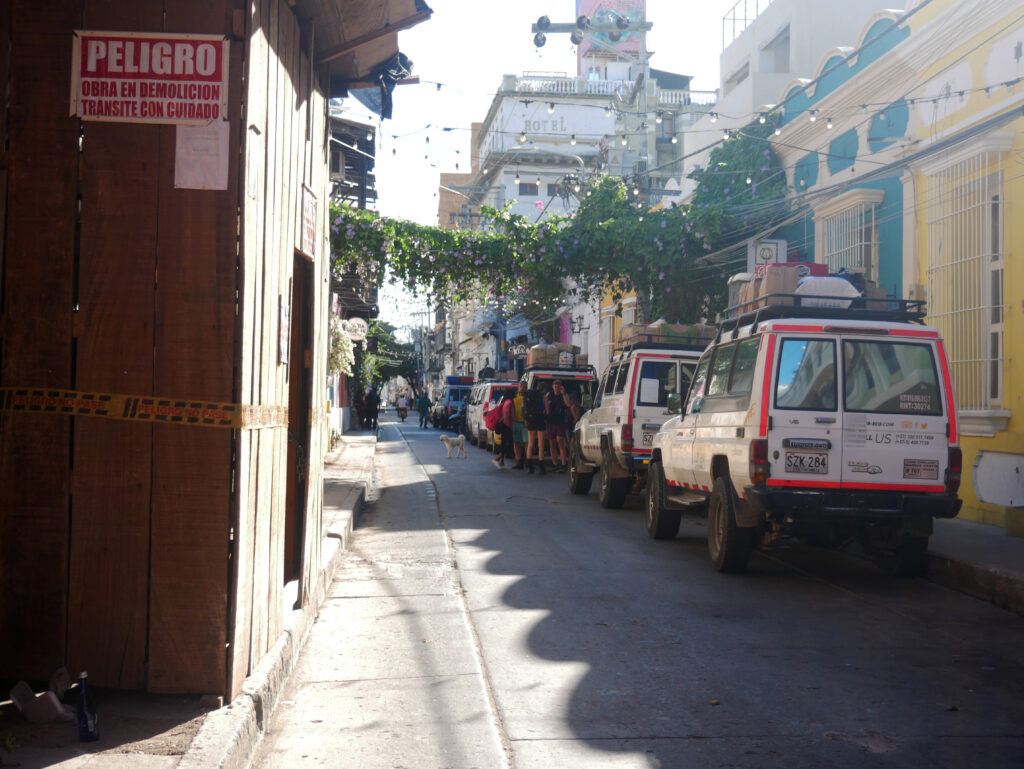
<box><xmin>416</xmin><ymin>391</ymin><xmax>432</xmax><ymax>428</ymax></box>
<box><xmin>523</xmin><ymin>382</ymin><xmax>547</xmax><ymax>475</ymax></box>
<box><xmin>364</xmin><ymin>388</ymin><xmax>380</xmax><ymax>429</ymax></box>
<box><xmin>492</xmin><ymin>392</ymin><xmax>515</xmax><ymax>469</ymax></box>
<box><xmin>545</xmin><ymin>380</ymin><xmax>570</xmax><ymax>472</ymax></box>
<box><xmin>511</xmin><ymin>381</ymin><xmax>528</xmax><ymax>469</ymax></box>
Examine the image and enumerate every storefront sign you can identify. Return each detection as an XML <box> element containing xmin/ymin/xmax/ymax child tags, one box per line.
<box><xmin>70</xmin><ymin>31</ymin><xmax>229</xmax><ymax>125</ymax></box>
<box><xmin>341</xmin><ymin>317</ymin><xmax>368</xmax><ymax>342</ymax></box>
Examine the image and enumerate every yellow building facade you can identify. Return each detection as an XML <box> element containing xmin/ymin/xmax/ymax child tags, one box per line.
<box><xmin>906</xmin><ymin>0</ymin><xmax>1024</xmax><ymax>534</ymax></box>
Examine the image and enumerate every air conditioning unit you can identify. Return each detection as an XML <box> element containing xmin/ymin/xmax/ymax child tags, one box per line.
<box><xmin>329</xmin><ymin>148</ymin><xmax>345</xmax><ymax>183</ymax></box>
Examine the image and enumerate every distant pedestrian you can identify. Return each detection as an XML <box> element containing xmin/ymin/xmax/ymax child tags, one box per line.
<box><xmin>523</xmin><ymin>382</ymin><xmax>546</xmax><ymax>475</ymax></box>
<box><xmin>511</xmin><ymin>381</ymin><xmax>527</xmax><ymax>469</ymax></box>
<box><xmin>417</xmin><ymin>392</ymin><xmax>432</xmax><ymax>428</ymax></box>
<box><xmin>545</xmin><ymin>380</ymin><xmax>570</xmax><ymax>472</ymax></box>
<box><xmin>364</xmin><ymin>389</ymin><xmax>380</xmax><ymax>429</ymax></box>
<box><xmin>492</xmin><ymin>392</ymin><xmax>515</xmax><ymax>469</ymax></box>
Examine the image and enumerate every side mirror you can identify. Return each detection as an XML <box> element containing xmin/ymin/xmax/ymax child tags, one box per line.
<box><xmin>667</xmin><ymin>392</ymin><xmax>682</xmax><ymax>415</ymax></box>
<box><xmin>581</xmin><ymin>393</ymin><xmax>593</xmax><ymax>410</ymax></box>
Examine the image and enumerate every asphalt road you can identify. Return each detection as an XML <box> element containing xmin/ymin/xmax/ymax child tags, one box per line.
<box><xmin>254</xmin><ymin>415</ymin><xmax>1024</xmax><ymax>769</ymax></box>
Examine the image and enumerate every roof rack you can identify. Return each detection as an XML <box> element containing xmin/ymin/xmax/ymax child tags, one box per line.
<box><xmin>717</xmin><ymin>294</ymin><xmax>928</xmax><ymax>338</ymax></box>
<box><xmin>611</xmin><ymin>339</ymin><xmax>710</xmax><ymax>358</ymax></box>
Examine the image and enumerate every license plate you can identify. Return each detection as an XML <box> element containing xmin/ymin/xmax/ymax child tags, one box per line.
<box><xmin>641</xmin><ymin>431</ymin><xmax>655</xmax><ymax>447</ymax></box>
<box><xmin>785</xmin><ymin>452</ymin><xmax>828</xmax><ymax>474</ymax></box>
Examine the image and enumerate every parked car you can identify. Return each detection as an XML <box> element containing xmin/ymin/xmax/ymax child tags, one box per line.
<box><xmin>570</xmin><ymin>337</ymin><xmax>709</xmax><ymax>507</ymax></box>
<box><xmin>465</xmin><ymin>380</ymin><xmax>519</xmax><ymax>449</ymax></box>
<box><xmin>430</xmin><ymin>378</ymin><xmax>473</xmax><ymax>429</ymax></box>
<box><xmin>645</xmin><ymin>297</ymin><xmax>963</xmax><ymax>575</ymax></box>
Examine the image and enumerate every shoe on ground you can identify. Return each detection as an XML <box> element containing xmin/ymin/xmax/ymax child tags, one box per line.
<box><xmin>492</xmin><ymin>457</ymin><xmax>504</xmax><ymax>469</ymax></box>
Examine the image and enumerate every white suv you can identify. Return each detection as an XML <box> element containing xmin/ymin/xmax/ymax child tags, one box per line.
<box><xmin>569</xmin><ymin>341</ymin><xmax>706</xmax><ymax>508</ymax></box>
<box><xmin>646</xmin><ymin>300</ymin><xmax>963</xmax><ymax>575</ymax></box>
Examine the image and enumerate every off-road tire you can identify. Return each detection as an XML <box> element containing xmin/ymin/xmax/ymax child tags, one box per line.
<box><xmin>598</xmin><ymin>450</ymin><xmax>629</xmax><ymax>509</ymax></box>
<box><xmin>567</xmin><ymin>435</ymin><xmax>594</xmax><ymax>495</ymax></box>
<box><xmin>646</xmin><ymin>461</ymin><xmax>681</xmax><ymax>540</ymax></box>
<box><xmin>707</xmin><ymin>476</ymin><xmax>754</xmax><ymax>572</ymax></box>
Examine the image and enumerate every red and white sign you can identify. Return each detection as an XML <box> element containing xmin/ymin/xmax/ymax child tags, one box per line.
<box><xmin>302</xmin><ymin>185</ymin><xmax>318</xmax><ymax>258</ymax></box>
<box><xmin>71</xmin><ymin>31</ymin><xmax>229</xmax><ymax>124</ymax></box>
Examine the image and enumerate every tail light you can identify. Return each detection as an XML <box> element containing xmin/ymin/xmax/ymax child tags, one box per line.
<box><xmin>621</xmin><ymin>424</ymin><xmax>633</xmax><ymax>452</ymax></box>
<box><xmin>945</xmin><ymin>446</ymin><xmax>962</xmax><ymax>494</ymax></box>
<box><xmin>749</xmin><ymin>439</ymin><xmax>769</xmax><ymax>486</ymax></box>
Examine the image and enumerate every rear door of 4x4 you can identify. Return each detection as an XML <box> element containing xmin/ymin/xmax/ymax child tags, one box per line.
<box><xmin>631</xmin><ymin>354</ymin><xmax>696</xmax><ymax>457</ymax></box>
<box><xmin>839</xmin><ymin>332</ymin><xmax>949</xmax><ymax>491</ymax></box>
<box><xmin>767</xmin><ymin>333</ymin><xmax>844</xmax><ymax>489</ymax></box>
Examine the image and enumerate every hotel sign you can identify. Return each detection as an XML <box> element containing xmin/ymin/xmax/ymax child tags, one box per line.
<box><xmin>71</xmin><ymin>31</ymin><xmax>229</xmax><ymax>124</ymax></box>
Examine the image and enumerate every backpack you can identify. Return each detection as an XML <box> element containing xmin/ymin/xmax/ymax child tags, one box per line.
<box><xmin>483</xmin><ymin>405</ymin><xmax>503</xmax><ymax>430</ymax></box>
<box><xmin>523</xmin><ymin>389</ymin><xmax>544</xmax><ymax>422</ymax></box>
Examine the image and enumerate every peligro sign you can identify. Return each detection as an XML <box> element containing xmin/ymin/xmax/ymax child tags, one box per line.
<box><xmin>70</xmin><ymin>30</ymin><xmax>229</xmax><ymax>125</ymax></box>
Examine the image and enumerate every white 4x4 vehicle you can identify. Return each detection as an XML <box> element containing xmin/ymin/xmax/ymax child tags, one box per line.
<box><xmin>465</xmin><ymin>380</ymin><xmax>518</xmax><ymax>449</ymax></box>
<box><xmin>646</xmin><ymin>300</ymin><xmax>962</xmax><ymax>575</ymax></box>
<box><xmin>569</xmin><ymin>341</ymin><xmax>706</xmax><ymax>508</ymax></box>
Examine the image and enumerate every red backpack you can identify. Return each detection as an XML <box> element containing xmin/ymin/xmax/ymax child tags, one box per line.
<box><xmin>483</xmin><ymin>405</ymin><xmax>503</xmax><ymax>430</ymax></box>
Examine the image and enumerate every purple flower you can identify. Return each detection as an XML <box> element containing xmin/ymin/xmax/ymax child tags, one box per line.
<box><xmin>658</xmin><ymin>271</ymin><xmax>665</xmax><ymax>280</ymax></box>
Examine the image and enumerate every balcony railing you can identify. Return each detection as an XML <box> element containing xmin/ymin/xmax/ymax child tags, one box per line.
<box><xmin>723</xmin><ymin>0</ymin><xmax>775</xmax><ymax>47</ymax></box>
<box><xmin>505</xmin><ymin>73</ymin><xmax>633</xmax><ymax>98</ymax></box>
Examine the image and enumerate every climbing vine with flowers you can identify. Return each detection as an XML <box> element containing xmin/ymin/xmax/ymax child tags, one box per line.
<box><xmin>330</xmin><ymin>120</ymin><xmax>786</xmax><ymax>323</ymax></box>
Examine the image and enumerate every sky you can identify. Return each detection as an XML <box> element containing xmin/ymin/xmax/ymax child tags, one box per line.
<box><xmin>336</xmin><ymin>0</ymin><xmax>738</xmax><ymax>333</ymax></box>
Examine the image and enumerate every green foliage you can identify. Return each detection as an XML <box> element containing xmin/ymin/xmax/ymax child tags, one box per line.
<box><xmin>361</xmin><ymin>320</ymin><xmax>420</xmax><ymax>392</ymax></box>
<box><xmin>330</xmin><ymin>121</ymin><xmax>788</xmax><ymax>323</ymax></box>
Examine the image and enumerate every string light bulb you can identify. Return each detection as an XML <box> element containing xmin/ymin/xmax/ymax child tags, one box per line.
<box><xmin>826</xmin><ymin>117</ymin><xmax>833</xmax><ymax>129</ymax></box>
<box><xmin>809</xmin><ymin>110</ymin><xmax>817</xmax><ymax>122</ymax></box>
<box><xmin>570</xmin><ymin>134</ymin><xmax>577</xmax><ymax>145</ymax></box>
<box><xmin>655</xmin><ymin>112</ymin><xmax>663</xmax><ymax>124</ymax></box>
<box><xmin>758</xmin><ymin>113</ymin><xmax>766</xmax><ymax>124</ymax></box>
<box><xmin>709</xmin><ymin>112</ymin><xmax>718</xmax><ymax>123</ymax></box>
<box><xmin>605</xmin><ymin>106</ymin><xmax>612</xmax><ymax>117</ymax></box>
<box><xmin>621</xmin><ymin>135</ymin><xmax>627</xmax><ymax>146</ymax></box>
<box><xmin>548</xmin><ymin>102</ymin><xmax>555</xmax><ymax>114</ymax></box>
<box><xmin>514</xmin><ymin>171</ymin><xmax>520</xmax><ymax>185</ymax></box>
<box><xmin>518</xmin><ymin>131</ymin><xmax>527</xmax><ymax>144</ymax></box>
<box><xmin>671</xmin><ymin>135</ymin><xmax>678</xmax><ymax>144</ymax></box>
<box><xmin>746</xmin><ymin>175</ymin><xmax>752</xmax><ymax>184</ymax></box>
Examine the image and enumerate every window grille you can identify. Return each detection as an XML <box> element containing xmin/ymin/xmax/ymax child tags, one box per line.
<box><xmin>925</xmin><ymin>152</ymin><xmax>1004</xmax><ymax>410</ymax></box>
<box><xmin>820</xmin><ymin>202</ymin><xmax>878</xmax><ymax>278</ymax></box>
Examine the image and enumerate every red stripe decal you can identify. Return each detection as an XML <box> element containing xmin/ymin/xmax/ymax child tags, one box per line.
<box><xmin>767</xmin><ymin>479</ymin><xmax>841</xmax><ymax>489</ymax></box>
<box><xmin>667</xmin><ymin>478</ymin><xmax>681</xmax><ymax>487</ymax></box>
<box><xmin>843</xmin><ymin>482</ymin><xmax>946</xmax><ymax>492</ymax></box>
<box><xmin>936</xmin><ymin>340</ymin><xmax>957</xmax><ymax>444</ymax></box>
<box><xmin>889</xmin><ymin>328</ymin><xmax>939</xmax><ymax>338</ymax></box>
<box><xmin>760</xmin><ymin>334</ymin><xmax>776</xmax><ymax>438</ymax></box>
<box><xmin>772</xmin><ymin>324</ymin><xmax>824</xmax><ymax>333</ymax></box>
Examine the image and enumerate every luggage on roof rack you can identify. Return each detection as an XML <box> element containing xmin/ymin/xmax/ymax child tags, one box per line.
<box><xmin>718</xmin><ymin>293</ymin><xmax>927</xmax><ymax>336</ymax></box>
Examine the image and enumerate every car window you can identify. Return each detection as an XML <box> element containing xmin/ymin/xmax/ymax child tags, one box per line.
<box><xmin>636</xmin><ymin>361</ymin><xmax>677</xmax><ymax>407</ymax></box>
<box><xmin>490</xmin><ymin>387</ymin><xmax>510</xmax><ymax>403</ymax></box>
<box><xmin>728</xmin><ymin>337</ymin><xmax>761</xmax><ymax>394</ymax></box>
<box><xmin>775</xmin><ymin>338</ymin><xmax>836</xmax><ymax>410</ymax></box>
<box><xmin>613</xmin><ymin>363</ymin><xmax>630</xmax><ymax>394</ymax></box>
<box><xmin>685</xmin><ymin>358</ymin><xmax>710</xmax><ymax>414</ymax></box>
<box><xmin>843</xmin><ymin>340</ymin><xmax>942</xmax><ymax>415</ymax></box>
<box><xmin>604</xmin><ymin>365</ymin><xmax>619</xmax><ymax>395</ymax></box>
<box><xmin>706</xmin><ymin>345</ymin><xmax>735</xmax><ymax>397</ymax></box>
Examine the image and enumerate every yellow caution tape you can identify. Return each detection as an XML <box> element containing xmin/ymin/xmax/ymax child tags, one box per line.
<box><xmin>0</xmin><ymin>387</ymin><xmax>287</xmax><ymax>430</ymax></box>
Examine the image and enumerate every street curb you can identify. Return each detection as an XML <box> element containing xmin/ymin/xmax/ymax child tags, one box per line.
<box><xmin>926</xmin><ymin>553</ymin><xmax>1024</xmax><ymax>617</ymax></box>
<box><xmin>179</xmin><ymin>443</ymin><xmax>372</xmax><ymax>769</ymax></box>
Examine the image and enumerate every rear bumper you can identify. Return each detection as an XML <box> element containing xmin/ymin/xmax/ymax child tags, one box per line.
<box><xmin>745</xmin><ymin>486</ymin><xmax>962</xmax><ymax>520</ymax></box>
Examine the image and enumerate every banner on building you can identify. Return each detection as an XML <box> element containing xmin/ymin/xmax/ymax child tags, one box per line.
<box><xmin>70</xmin><ymin>31</ymin><xmax>229</xmax><ymax>125</ymax></box>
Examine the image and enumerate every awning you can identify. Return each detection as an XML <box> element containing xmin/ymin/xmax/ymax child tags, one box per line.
<box><xmin>291</xmin><ymin>0</ymin><xmax>432</xmax><ymax>109</ymax></box>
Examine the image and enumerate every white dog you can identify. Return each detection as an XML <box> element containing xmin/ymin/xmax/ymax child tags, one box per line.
<box><xmin>439</xmin><ymin>433</ymin><xmax>466</xmax><ymax>459</ymax></box>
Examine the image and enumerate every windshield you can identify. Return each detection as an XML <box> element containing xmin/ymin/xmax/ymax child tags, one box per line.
<box><xmin>843</xmin><ymin>340</ymin><xmax>942</xmax><ymax>415</ymax></box>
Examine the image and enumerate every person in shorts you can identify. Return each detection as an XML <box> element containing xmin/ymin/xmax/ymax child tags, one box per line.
<box><xmin>511</xmin><ymin>381</ymin><xmax>528</xmax><ymax>469</ymax></box>
<box><xmin>544</xmin><ymin>380</ymin><xmax>570</xmax><ymax>472</ymax></box>
<box><xmin>523</xmin><ymin>381</ymin><xmax>547</xmax><ymax>475</ymax></box>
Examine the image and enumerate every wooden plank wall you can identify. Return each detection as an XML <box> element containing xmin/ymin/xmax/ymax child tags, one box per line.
<box><xmin>230</xmin><ymin>0</ymin><xmax>330</xmax><ymax>697</ymax></box>
<box><xmin>67</xmin><ymin>0</ymin><xmax>161</xmax><ymax>692</ymax></box>
<box><xmin>0</xmin><ymin>1</ymin><xmax>80</xmax><ymax>681</ymax></box>
<box><xmin>146</xmin><ymin>0</ymin><xmax>241</xmax><ymax>695</ymax></box>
